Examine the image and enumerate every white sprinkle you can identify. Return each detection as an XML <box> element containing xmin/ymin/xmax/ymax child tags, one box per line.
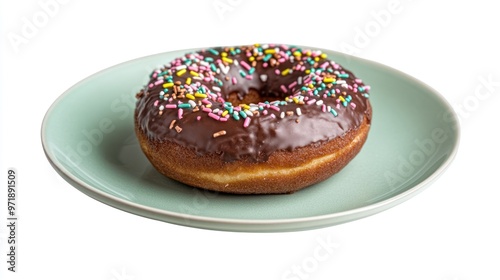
<box><xmin>296</xmin><ymin>108</ymin><xmax>302</xmax><ymax>116</ymax></box>
<box><xmin>175</xmin><ymin>65</ymin><xmax>187</xmax><ymax>70</ymax></box>
<box><xmin>159</xmin><ymin>105</ymin><xmax>164</xmax><ymax>110</ymax></box>
<box><xmin>316</xmin><ymin>100</ymin><xmax>324</xmax><ymax>106</ymax></box>
<box><xmin>188</xmin><ymin>100</ymin><xmax>197</xmax><ymax>108</ymax></box>
<box><xmin>233</xmin><ymin>60</ymin><xmax>239</xmax><ymax>66</ymax></box>
<box><xmin>280</xmin><ymin>112</ymin><xmax>285</xmax><ymax>119</ymax></box>
<box><xmin>212</xmin><ymin>86</ymin><xmax>221</xmax><ymax>92</ymax></box>
<box><xmin>260</xmin><ymin>74</ymin><xmax>268</xmax><ymax>82</ymax></box>
<box><xmin>199</xmin><ymin>61</ymin><xmax>209</xmax><ymax>67</ymax></box>
<box><xmin>298</xmin><ymin>76</ymin><xmax>303</xmax><ymax>85</ymax></box>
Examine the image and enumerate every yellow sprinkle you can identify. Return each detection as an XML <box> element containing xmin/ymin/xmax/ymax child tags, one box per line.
<box><xmin>308</xmin><ymin>83</ymin><xmax>314</xmax><ymax>89</ymax></box>
<box><xmin>293</xmin><ymin>97</ymin><xmax>299</xmax><ymax>104</ymax></box>
<box><xmin>281</xmin><ymin>68</ymin><xmax>290</xmax><ymax>76</ymax></box>
<box><xmin>163</xmin><ymin>82</ymin><xmax>174</xmax><ymax>88</ymax></box>
<box><xmin>186</xmin><ymin>94</ymin><xmax>195</xmax><ymax>100</ymax></box>
<box><xmin>285</xmin><ymin>97</ymin><xmax>290</xmax><ymax>102</ymax></box>
<box><xmin>306</xmin><ymin>50</ymin><xmax>312</xmax><ymax>56</ymax></box>
<box><xmin>254</xmin><ymin>43</ymin><xmax>260</xmax><ymax>47</ymax></box>
<box><xmin>190</xmin><ymin>71</ymin><xmax>199</xmax><ymax>77</ymax></box>
<box><xmin>320</xmin><ymin>53</ymin><xmax>328</xmax><ymax>59</ymax></box>
<box><xmin>206</xmin><ymin>104</ymin><xmax>212</xmax><ymax>108</ymax></box>
<box><xmin>323</xmin><ymin>77</ymin><xmax>335</xmax><ymax>83</ymax></box>
<box><xmin>305</xmin><ymin>69</ymin><xmax>311</xmax><ymax>74</ymax></box>
<box><xmin>221</xmin><ymin>52</ymin><xmax>228</xmax><ymax>57</ymax></box>
<box><xmin>194</xmin><ymin>93</ymin><xmax>207</xmax><ymax>98</ymax></box>
<box><xmin>186</xmin><ymin>77</ymin><xmax>192</xmax><ymax>85</ymax></box>
<box><xmin>293</xmin><ymin>51</ymin><xmax>302</xmax><ymax>57</ymax></box>
<box><xmin>249</xmin><ymin>56</ymin><xmax>255</xmax><ymax>62</ymax></box>
<box><xmin>314</xmin><ymin>57</ymin><xmax>320</xmax><ymax>62</ymax></box>
<box><xmin>222</xmin><ymin>110</ymin><xmax>229</xmax><ymax>117</ymax></box>
<box><xmin>222</xmin><ymin>57</ymin><xmax>233</xmax><ymax>63</ymax></box>
<box><xmin>241</xmin><ymin>104</ymin><xmax>250</xmax><ymax>110</ymax></box>
<box><xmin>339</xmin><ymin>96</ymin><xmax>345</xmax><ymax>102</ymax></box>
<box><xmin>176</xmin><ymin>69</ymin><xmax>187</xmax><ymax>76</ymax></box>
<box><xmin>264</xmin><ymin>49</ymin><xmax>275</xmax><ymax>54</ymax></box>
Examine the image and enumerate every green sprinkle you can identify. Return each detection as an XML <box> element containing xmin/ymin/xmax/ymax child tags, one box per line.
<box><xmin>248</xmin><ymin>67</ymin><xmax>255</xmax><ymax>75</ymax></box>
<box><xmin>232</xmin><ymin>112</ymin><xmax>240</xmax><ymax>120</ymax></box>
<box><xmin>204</xmin><ymin>57</ymin><xmax>214</xmax><ymax>62</ymax></box>
<box><xmin>338</xmin><ymin>73</ymin><xmax>349</xmax><ymax>78</ymax></box>
<box><xmin>330</xmin><ymin>108</ymin><xmax>338</xmax><ymax>117</ymax></box>
<box><xmin>178</xmin><ymin>103</ymin><xmax>191</xmax><ymax>109</ymax></box>
<box><xmin>239</xmin><ymin>110</ymin><xmax>247</xmax><ymax>118</ymax></box>
<box><xmin>263</xmin><ymin>54</ymin><xmax>272</xmax><ymax>62</ymax></box>
<box><xmin>208</xmin><ymin>49</ymin><xmax>219</xmax><ymax>55</ymax></box>
<box><xmin>239</xmin><ymin>70</ymin><xmax>247</xmax><ymax>77</ymax></box>
<box><xmin>358</xmin><ymin>86</ymin><xmax>365</xmax><ymax>92</ymax></box>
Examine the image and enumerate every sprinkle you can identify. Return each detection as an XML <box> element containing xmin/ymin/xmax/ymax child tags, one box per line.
<box><xmin>176</xmin><ymin>69</ymin><xmax>187</xmax><ymax>76</ymax></box>
<box><xmin>169</xmin><ymin>120</ymin><xmax>176</xmax><ymax>129</ymax></box>
<box><xmin>208</xmin><ymin>112</ymin><xmax>220</xmax><ymax>120</ymax></box>
<box><xmin>296</xmin><ymin>108</ymin><xmax>302</xmax><ymax>116</ymax></box>
<box><xmin>194</xmin><ymin>93</ymin><xmax>207</xmax><ymax>98</ymax></box>
<box><xmin>243</xmin><ymin>117</ymin><xmax>251</xmax><ymax>127</ymax></box>
<box><xmin>260</xmin><ymin>74</ymin><xmax>268</xmax><ymax>82</ymax></box>
<box><xmin>240</xmin><ymin>60</ymin><xmax>251</xmax><ymax>70</ymax></box>
<box><xmin>280</xmin><ymin>85</ymin><xmax>287</xmax><ymax>93</ymax></box>
<box><xmin>190</xmin><ymin>71</ymin><xmax>199</xmax><ymax>77</ymax></box>
<box><xmin>174</xmin><ymin>125</ymin><xmax>182</xmax><ymax>133</ymax></box>
<box><xmin>239</xmin><ymin>110</ymin><xmax>248</xmax><ymax>118</ymax></box>
<box><xmin>178</xmin><ymin>108</ymin><xmax>183</xmax><ymax>119</ymax></box>
<box><xmin>213</xmin><ymin>130</ymin><xmax>227</xmax><ymax>138</ymax></box>
<box><xmin>163</xmin><ymin>82</ymin><xmax>174</xmax><ymax>88</ymax></box>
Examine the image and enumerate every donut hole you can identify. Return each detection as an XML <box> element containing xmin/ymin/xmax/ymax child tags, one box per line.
<box><xmin>227</xmin><ymin>89</ymin><xmax>284</xmax><ymax>106</ymax></box>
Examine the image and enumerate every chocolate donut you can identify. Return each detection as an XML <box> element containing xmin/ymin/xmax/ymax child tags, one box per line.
<box><xmin>135</xmin><ymin>44</ymin><xmax>372</xmax><ymax>194</ymax></box>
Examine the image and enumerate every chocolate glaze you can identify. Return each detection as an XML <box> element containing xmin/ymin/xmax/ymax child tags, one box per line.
<box><xmin>135</xmin><ymin>45</ymin><xmax>372</xmax><ymax>162</ymax></box>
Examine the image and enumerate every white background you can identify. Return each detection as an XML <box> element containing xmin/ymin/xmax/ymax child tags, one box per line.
<box><xmin>1</xmin><ymin>0</ymin><xmax>500</xmax><ymax>279</ymax></box>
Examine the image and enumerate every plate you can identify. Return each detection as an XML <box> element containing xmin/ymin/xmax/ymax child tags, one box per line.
<box><xmin>41</xmin><ymin>47</ymin><xmax>460</xmax><ymax>232</ymax></box>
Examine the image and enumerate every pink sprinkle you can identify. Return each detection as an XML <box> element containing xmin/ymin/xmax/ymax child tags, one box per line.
<box><xmin>246</xmin><ymin>51</ymin><xmax>252</xmax><ymax>57</ymax></box>
<box><xmin>232</xmin><ymin>77</ymin><xmax>237</xmax><ymax>85</ymax></box>
<box><xmin>270</xmin><ymin>113</ymin><xmax>276</xmax><ymax>119</ymax></box>
<box><xmin>152</xmin><ymin>72</ymin><xmax>158</xmax><ymax>78</ymax></box>
<box><xmin>307</xmin><ymin>99</ymin><xmax>317</xmax><ymax>105</ymax></box>
<box><xmin>350</xmin><ymin>103</ymin><xmax>357</xmax><ymax>109</ymax></box>
<box><xmin>269</xmin><ymin>105</ymin><xmax>280</xmax><ymax>111</ymax></box>
<box><xmin>300</xmin><ymin>66</ymin><xmax>306</xmax><ymax>71</ymax></box>
<box><xmin>280</xmin><ymin>85</ymin><xmax>287</xmax><ymax>93</ymax></box>
<box><xmin>178</xmin><ymin>108</ymin><xmax>183</xmax><ymax>119</ymax></box>
<box><xmin>202</xmin><ymin>99</ymin><xmax>211</xmax><ymax>105</ymax></box>
<box><xmin>148</xmin><ymin>83</ymin><xmax>154</xmax><ymax>88</ymax></box>
<box><xmin>208</xmin><ymin>112</ymin><xmax>220</xmax><ymax>120</ymax></box>
<box><xmin>320</xmin><ymin>62</ymin><xmax>329</xmax><ymax>69</ymax></box>
<box><xmin>154</xmin><ymin>80</ymin><xmax>163</xmax><ymax>86</ymax></box>
<box><xmin>202</xmin><ymin>107</ymin><xmax>212</xmax><ymax>113</ymax></box>
<box><xmin>165</xmin><ymin>104</ymin><xmax>177</xmax><ymax>109</ymax></box>
<box><xmin>219</xmin><ymin>117</ymin><xmax>228</xmax><ymax>122</ymax></box>
<box><xmin>336</xmin><ymin>104</ymin><xmax>341</xmax><ymax>109</ymax></box>
<box><xmin>196</xmin><ymin>116</ymin><xmax>201</xmax><ymax>121</ymax></box>
<box><xmin>335</xmin><ymin>88</ymin><xmax>340</xmax><ymax>93</ymax></box>
<box><xmin>263</xmin><ymin>63</ymin><xmax>268</xmax><ymax>68</ymax></box>
<box><xmin>240</xmin><ymin>60</ymin><xmax>251</xmax><ymax>70</ymax></box>
<box><xmin>243</xmin><ymin>117</ymin><xmax>251</xmax><ymax>128</ymax></box>
<box><xmin>278</xmin><ymin>58</ymin><xmax>286</xmax><ymax>63</ymax></box>
<box><xmin>364</xmin><ymin>85</ymin><xmax>371</xmax><ymax>91</ymax></box>
<box><xmin>262</xmin><ymin>110</ymin><xmax>268</xmax><ymax>115</ymax></box>
<box><xmin>154</xmin><ymin>100</ymin><xmax>159</xmax><ymax>106</ymax></box>
<box><xmin>288</xmin><ymin>81</ymin><xmax>297</xmax><ymax>89</ymax></box>
<box><xmin>322</xmin><ymin>104</ymin><xmax>326</xmax><ymax>112</ymax></box>
<box><xmin>355</xmin><ymin>78</ymin><xmax>363</xmax><ymax>83</ymax></box>
<box><xmin>245</xmin><ymin>75</ymin><xmax>253</xmax><ymax>80</ymax></box>
<box><xmin>275</xmin><ymin>69</ymin><xmax>281</xmax><ymax>75</ymax></box>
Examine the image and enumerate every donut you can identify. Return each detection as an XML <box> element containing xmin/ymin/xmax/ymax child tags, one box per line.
<box><xmin>135</xmin><ymin>44</ymin><xmax>372</xmax><ymax>194</ymax></box>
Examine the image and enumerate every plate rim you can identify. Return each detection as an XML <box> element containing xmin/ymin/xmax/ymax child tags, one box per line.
<box><xmin>40</xmin><ymin>47</ymin><xmax>461</xmax><ymax>232</ymax></box>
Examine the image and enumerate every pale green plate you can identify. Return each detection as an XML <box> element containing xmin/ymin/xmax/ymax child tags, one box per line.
<box><xmin>41</xmin><ymin>47</ymin><xmax>460</xmax><ymax>232</ymax></box>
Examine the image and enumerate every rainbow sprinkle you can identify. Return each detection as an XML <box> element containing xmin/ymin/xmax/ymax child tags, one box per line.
<box><xmin>146</xmin><ymin>44</ymin><xmax>370</xmax><ymax>137</ymax></box>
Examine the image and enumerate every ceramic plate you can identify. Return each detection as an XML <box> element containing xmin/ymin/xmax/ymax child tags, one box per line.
<box><xmin>41</xmin><ymin>47</ymin><xmax>460</xmax><ymax>232</ymax></box>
